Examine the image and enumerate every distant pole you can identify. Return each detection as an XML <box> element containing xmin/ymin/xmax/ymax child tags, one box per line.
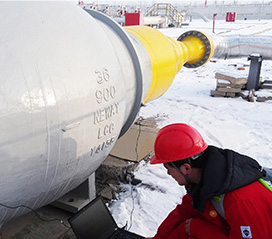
<box><xmin>213</xmin><ymin>13</ymin><xmax>217</xmax><ymax>33</ymax></box>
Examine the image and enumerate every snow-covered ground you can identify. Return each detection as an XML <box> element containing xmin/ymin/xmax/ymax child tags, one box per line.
<box><xmin>109</xmin><ymin>19</ymin><xmax>272</xmax><ymax>238</ymax></box>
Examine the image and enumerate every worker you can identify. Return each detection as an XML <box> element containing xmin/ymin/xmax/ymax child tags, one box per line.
<box><xmin>146</xmin><ymin>123</ymin><xmax>272</xmax><ymax>239</ymax></box>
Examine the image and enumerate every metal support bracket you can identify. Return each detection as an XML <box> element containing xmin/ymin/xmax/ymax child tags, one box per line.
<box><xmin>51</xmin><ymin>173</ymin><xmax>96</xmax><ymax>213</ymax></box>
<box><xmin>247</xmin><ymin>54</ymin><xmax>263</xmax><ymax>90</ymax></box>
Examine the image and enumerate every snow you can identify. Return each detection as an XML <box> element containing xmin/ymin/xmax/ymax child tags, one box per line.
<box><xmin>110</xmin><ymin>19</ymin><xmax>272</xmax><ymax>238</ymax></box>
<box><xmin>216</xmin><ymin>66</ymin><xmax>249</xmax><ymax>78</ymax></box>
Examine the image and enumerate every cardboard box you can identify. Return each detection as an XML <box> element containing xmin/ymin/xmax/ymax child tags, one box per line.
<box><xmin>110</xmin><ymin>123</ymin><xmax>158</xmax><ymax>162</ymax></box>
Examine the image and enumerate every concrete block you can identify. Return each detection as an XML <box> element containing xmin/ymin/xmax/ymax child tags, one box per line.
<box><xmin>51</xmin><ymin>192</ymin><xmax>92</xmax><ymax>214</ymax></box>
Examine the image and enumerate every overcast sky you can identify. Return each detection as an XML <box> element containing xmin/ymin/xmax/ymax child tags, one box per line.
<box><xmin>96</xmin><ymin>0</ymin><xmax>272</xmax><ymax>3</ymax></box>
<box><xmin>3</xmin><ymin>0</ymin><xmax>271</xmax><ymax>4</ymax></box>
<box><xmin>90</xmin><ymin>0</ymin><xmax>272</xmax><ymax>7</ymax></box>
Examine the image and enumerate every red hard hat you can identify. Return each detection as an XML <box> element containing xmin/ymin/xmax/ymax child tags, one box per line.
<box><xmin>150</xmin><ymin>123</ymin><xmax>208</xmax><ymax>164</ymax></box>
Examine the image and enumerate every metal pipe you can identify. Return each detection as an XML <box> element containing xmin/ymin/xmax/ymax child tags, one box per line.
<box><xmin>0</xmin><ymin>2</ymin><xmax>145</xmax><ymax>224</ymax></box>
<box><xmin>177</xmin><ymin>30</ymin><xmax>272</xmax><ymax>66</ymax></box>
<box><xmin>0</xmin><ymin>2</ymin><xmax>213</xmax><ymax>224</ymax></box>
<box><xmin>126</xmin><ymin>28</ymin><xmax>214</xmax><ymax>101</ymax></box>
<box><xmin>143</xmin><ymin>16</ymin><xmax>167</xmax><ymax>25</ymax></box>
<box><xmin>210</xmin><ymin>34</ymin><xmax>272</xmax><ymax>60</ymax></box>
<box><xmin>177</xmin><ymin>30</ymin><xmax>215</xmax><ymax>68</ymax></box>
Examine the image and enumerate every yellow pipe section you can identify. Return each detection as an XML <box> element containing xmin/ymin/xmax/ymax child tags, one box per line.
<box><xmin>125</xmin><ymin>26</ymin><xmax>214</xmax><ymax>103</ymax></box>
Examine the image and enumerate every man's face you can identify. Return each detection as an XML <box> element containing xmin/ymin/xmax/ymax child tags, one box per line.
<box><xmin>163</xmin><ymin>163</ymin><xmax>187</xmax><ymax>186</ymax></box>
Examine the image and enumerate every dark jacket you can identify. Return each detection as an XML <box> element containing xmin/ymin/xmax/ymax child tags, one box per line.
<box><xmin>188</xmin><ymin>145</ymin><xmax>265</xmax><ymax>212</ymax></box>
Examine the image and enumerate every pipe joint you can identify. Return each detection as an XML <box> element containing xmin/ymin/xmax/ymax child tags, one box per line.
<box><xmin>177</xmin><ymin>30</ymin><xmax>214</xmax><ymax>68</ymax></box>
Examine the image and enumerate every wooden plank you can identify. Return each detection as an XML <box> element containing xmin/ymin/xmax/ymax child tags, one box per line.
<box><xmin>260</xmin><ymin>85</ymin><xmax>272</xmax><ymax>89</ymax></box>
<box><xmin>215</xmin><ymin>72</ymin><xmax>247</xmax><ymax>85</ymax></box>
<box><xmin>226</xmin><ymin>92</ymin><xmax>236</xmax><ymax>97</ymax></box>
<box><xmin>217</xmin><ymin>83</ymin><xmax>244</xmax><ymax>88</ymax></box>
<box><xmin>216</xmin><ymin>87</ymin><xmax>242</xmax><ymax>93</ymax></box>
<box><xmin>256</xmin><ymin>96</ymin><xmax>272</xmax><ymax>102</ymax></box>
<box><xmin>210</xmin><ymin>90</ymin><xmax>226</xmax><ymax>97</ymax></box>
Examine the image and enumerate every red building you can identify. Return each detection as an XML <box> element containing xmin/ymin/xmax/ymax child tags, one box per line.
<box><xmin>226</xmin><ymin>12</ymin><xmax>236</xmax><ymax>22</ymax></box>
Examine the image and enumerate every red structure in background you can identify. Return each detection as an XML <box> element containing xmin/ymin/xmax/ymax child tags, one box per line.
<box><xmin>213</xmin><ymin>13</ymin><xmax>217</xmax><ymax>33</ymax></box>
<box><xmin>125</xmin><ymin>13</ymin><xmax>144</xmax><ymax>26</ymax></box>
<box><xmin>226</xmin><ymin>12</ymin><xmax>236</xmax><ymax>22</ymax></box>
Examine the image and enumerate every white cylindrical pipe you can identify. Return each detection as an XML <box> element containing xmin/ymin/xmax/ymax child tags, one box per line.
<box><xmin>143</xmin><ymin>16</ymin><xmax>167</xmax><ymax>25</ymax></box>
<box><xmin>0</xmin><ymin>2</ymin><xmax>151</xmax><ymax>224</ymax></box>
<box><xmin>212</xmin><ymin>34</ymin><xmax>272</xmax><ymax>59</ymax></box>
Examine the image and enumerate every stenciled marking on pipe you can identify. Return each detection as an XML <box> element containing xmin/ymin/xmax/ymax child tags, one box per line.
<box><xmin>90</xmin><ymin>136</ymin><xmax>115</xmax><ymax>157</ymax></box>
<box><xmin>97</xmin><ymin>122</ymin><xmax>115</xmax><ymax>139</ymax></box>
<box><xmin>93</xmin><ymin>103</ymin><xmax>119</xmax><ymax>125</ymax></box>
<box><xmin>95</xmin><ymin>68</ymin><xmax>110</xmax><ymax>84</ymax></box>
<box><xmin>90</xmin><ymin>67</ymin><xmax>119</xmax><ymax>156</ymax></box>
<box><xmin>95</xmin><ymin>68</ymin><xmax>116</xmax><ymax>104</ymax></box>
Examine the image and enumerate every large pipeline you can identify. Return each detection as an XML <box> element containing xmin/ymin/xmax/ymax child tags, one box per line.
<box><xmin>0</xmin><ymin>2</ymin><xmax>214</xmax><ymax>225</ymax></box>
<box><xmin>178</xmin><ymin>31</ymin><xmax>272</xmax><ymax>60</ymax></box>
<box><xmin>2</xmin><ymin>2</ymin><xmax>271</xmax><ymax>226</ymax></box>
<box><xmin>211</xmin><ymin>34</ymin><xmax>272</xmax><ymax>60</ymax></box>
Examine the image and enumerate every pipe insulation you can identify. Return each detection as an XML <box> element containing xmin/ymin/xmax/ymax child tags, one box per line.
<box><xmin>211</xmin><ymin>34</ymin><xmax>272</xmax><ymax>60</ymax></box>
<box><xmin>0</xmin><ymin>2</ymin><xmax>214</xmax><ymax>224</ymax></box>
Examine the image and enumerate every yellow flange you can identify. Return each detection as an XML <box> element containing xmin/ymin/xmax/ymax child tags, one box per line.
<box><xmin>177</xmin><ymin>31</ymin><xmax>215</xmax><ymax>68</ymax></box>
<box><xmin>125</xmin><ymin>26</ymin><xmax>214</xmax><ymax>103</ymax></box>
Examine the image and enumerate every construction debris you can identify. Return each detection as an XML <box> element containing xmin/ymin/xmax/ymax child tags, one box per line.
<box><xmin>256</xmin><ymin>95</ymin><xmax>272</xmax><ymax>102</ymax></box>
<box><xmin>210</xmin><ymin>70</ymin><xmax>272</xmax><ymax>102</ymax></box>
<box><xmin>260</xmin><ymin>80</ymin><xmax>272</xmax><ymax>89</ymax></box>
<box><xmin>210</xmin><ymin>72</ymin><xmax>248</xmax><ymax>98</ymax></box>
<box><xmin>209</xmin><ymin>59</ymin><xmax>272</xmax><ymax>103</ymax></box>
<box><xmin>238</xmin><ymin>89</ymin><xmax>272</xmax><ymax>102</ymax></box>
